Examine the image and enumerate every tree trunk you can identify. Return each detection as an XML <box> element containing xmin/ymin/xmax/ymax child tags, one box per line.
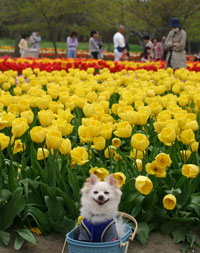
<box><xmin>49</xmin><ymin>28</ymin><xmax>58</xmax><ymax>57</ymax></box>
<box><xmin>14</xmin><ymin>31</ymin><xmax>21</xmax><ymax>57</ymax></box>
<box><xmin>53</xmin><ymin>39</ymin><xmax>58</xmax><ymax>57</ymax></box>
<box><xmin>130</xmin><ymin>30</ymin><xmax>143</xmax><ymax>46</ymax></box>
<box><xmin>108</xmin><ymin>33</ymin><xmax>112</xmax><ymax>51</ymax></box>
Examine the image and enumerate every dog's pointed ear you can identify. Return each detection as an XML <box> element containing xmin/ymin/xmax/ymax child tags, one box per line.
<box><xmin>90</xmin><ymin>174</ymin><xmax>99</xmax><ymax>185</ymax></box>
<box><xmin>105</xmin><ymin>174</ymin><xmax>115</xmax><ymax>186</ymax></box>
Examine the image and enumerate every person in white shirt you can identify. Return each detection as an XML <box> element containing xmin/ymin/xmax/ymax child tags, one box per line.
<box><xmin>113</xmin><ymin>25</ymin><xmax>126</xmax><ymax>61</ymax></box>
<box><xmin>18</xmin><ymin>34</ymin><xmax>29</xmax><ymax>58</ymax></box>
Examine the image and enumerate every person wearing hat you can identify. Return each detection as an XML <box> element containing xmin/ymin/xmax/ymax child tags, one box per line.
<box><xmin>142</xmin><ymin>35</ymin><xmax>154</xmax><ymax>58</ymax></box>
<box><xmin>165</xmin><ymin>18</ymin><xmax>186</xmax><ymax>69</ymax></box>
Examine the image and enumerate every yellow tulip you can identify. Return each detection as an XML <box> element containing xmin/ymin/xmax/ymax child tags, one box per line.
<box><xmin>155</xmin><ymin>153</ymin><xmax>172</xmax><ymax>168</ymax></box>
<box><xmin>83</xmin><ymin>103</ymin><xmax>95</xmax><ymax>117</ymax></box>
<box><xmin>7</xmin><ymin>104</ymin><xmax>20</xmax><ymax>114</ymax></box>
<box><xmin>131</xmin><ymin>133</ymin><xmax>149</xmax><ymax>152</ymax></box>
<box><xmin>0</xmin><ymin>133</ymin><xmax>10</xmax><ymax>150</ymax></box>
<box><xmin>59</xmin><ymin>138</ymin><xmax>71</xmax><ymax>154</ymax></box>
<box><xmin>104</xmin><ymin>145</ymin><xmax>116</xmax><ymax>158</ymax></box>
<box><xmin>158</xmin><ymin>127</ymin><xmax>176</xmax><ymax>146</ymax></box>
<box><xmin>48</xmin><ymin>87</ymin><xmax>59</xmax><ymax>100</ymax></box>
<box><xmin>70</xmin><ymin>146</ymin><xmax>88</xmax><ymax>165</ymax></box>
<box><xmin>191</xmin><ymin>141</ymin><xmax>199</xmax><ymax>152</ymax></box>
<box><xmin>113</xmin><ymin>172</ymin><xmax>126</xmax><ymax>187</ymax></box>
<box><xmin>18</xmin><ymin>99</ymin><xmax>30</xmax><ymax>112</ymax></box>
<box><xmin>0</xmin><ymin>117</ymin><xmax>8</xmax><ymax>130</ymax></box>
<box><xmin>114</xmin><ymin>121</ymin><xmax>132</xmax><ymax>138</ymax></box>
<box><xmin>38</xmin><ymin>110</ymin><xmax>53</xmax><ymax>127</ymax></box>
<box><xmin>13</xmin><ymin>87</ymin><xmax>22</xmax><ymax>96</ymax></box>
<box><xmin>135</xmin><ymin>176</ymin><xmax>153</xmax><ymax>195</ymax></box>
<box><xmin>163</xmin><ymin>194</ymin><xmax>176</xmax><ymax>210</ymax></box>
<box><xmin>118</xmin><ymin>111</ymin><xmax>138</xmax><ymax>126</ymax></box>
<box><xmin>100</xmin><ymin>124</ymin><xmax>113</xmax><ymax>140</ymax></box>
<box><xmin>136</xmin><ymin>159</ymin><xmax>143</xmax><ymax>172</ymax></box>
<box><xmin>46</xmin><ymin>130</ymin><xmax>62</xmax><ymax>149</ymax></box>
<box><xmin>180</xmin><ymin>150</ymin><xmax>191</xmax><ymax>162</ymax></box>
<box><xmin>93</xmin><ymin>136</ymin><xmax>106</xmax><ymax>151</ymax></box>
<box><xmin>30</xmin><ymin>227</ymin><xmax>42</xmax><ymax>236</ymax></box>
<box><xmin>0</xmin><ymin>94</ymin><xmax>12</xmax><ymax>107</ymax></box>
<box><xmin>13</xmin><ymin>139</ymin><xmax>25</xmax><ymax>154</ymax></box>
<box><xmin>136</xmin><ymin>111</ymin><xmax>149</xmax><ymax>125</ymax></box>
<box><xmin>114</xmin><ymin>153</ymin><xmax>122</xmax><ymax>162</ymax></box>
<box><xmin>130</xmin><ymin>149</ymin><xmax>145</xmax><ymax>159</ymax></box>
<box><xmin>78</xmin><ymin>125</ymin><xmax>93</xmax><ymax>143</ymax></box>
<box><xmin>21</xmin><ymin>110</ymin><xmax>34</xmax><ymax>124</ymax></box>
<box><xmin>111</xmin><ymin>104</ymin><xmax>119</xmax><ymax>115</ymax></box>
<box><xmin>112</xmin><ymin>138</ymin><xmax>121</xmax><ymax>148</ymax></box>
<box><xmin>11</xmin><ymin>118</ymin><xmax>29</xmax><ymax>138</ymax></box>
<box><xmin>57</xmin><ymin>108</ymin><xmax>74</xmax><ymax>123</ymax></box>
<box><xmin>52</xmin><ymin>118</ymin><xmax>74</xmax><ymax>136</ymax></box>
<box><xmin>1</xmin><ymin>112</ymin><xmax>15</xmax><ymax>127</ymax></box>
<box><xmin>179</xmin><ymin>129</ymin><xmax>195</xmax><ymax>146</ymax></box>
<box><xmin>37</xmin><ymin>96</ymin><xmax>50</xmax><ymax>110</ymax></box>
<box><xmin>145</xmin><ymin>161</ymin><xmax>166</xmax><ymax>178</ymax></box>
<box><xmin>30</xmin><ymin>126</ymin><xmax>46</xmax><ymax>143</ymax></box>
<box><xmin>89</xmin><ymin>167</ymin><xmax>109</xmax><ymax>181</ymax></box>
<box><xmin>182</xmin><ymin>164</ymin><xmax>199</xmax><ymax>178</ymax></box>
<box><xmin>37</xmin><ymin>148</ymin><xmax>49</xmax><ymax>160</ymax></box>
<box><xmin>149</xmin><ymin>102</ymin><xmax>162</xmax><ymax>115</ymax></box>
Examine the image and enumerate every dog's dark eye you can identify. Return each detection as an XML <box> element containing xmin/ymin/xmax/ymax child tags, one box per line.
<box><xmin>104</xmin><ymin>191</ymin><xmax>109</xmax><ymax>195</ymax></box>
<box><xmin>94</xmin><ymin>191</ymin><xmax>98</xmax><ymax>194</ymax></box>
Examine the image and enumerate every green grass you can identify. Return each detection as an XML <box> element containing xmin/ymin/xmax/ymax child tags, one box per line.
<box><xmin>0</xmin><ymin>38</ymin><xmax>142</xmax><ymax>52</ymax></box>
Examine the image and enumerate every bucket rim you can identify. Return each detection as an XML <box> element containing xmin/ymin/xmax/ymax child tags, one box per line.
<box><xmin>66</xmin><ymin>224</ymin><xmax>132</xmax><ymax>247</ymax></box>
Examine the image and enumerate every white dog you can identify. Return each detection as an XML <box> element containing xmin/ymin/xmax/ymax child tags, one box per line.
<box><xmin>78</xmin><ymin>173</ymin><xmax>125</xmax><ymax>242</ymax></box>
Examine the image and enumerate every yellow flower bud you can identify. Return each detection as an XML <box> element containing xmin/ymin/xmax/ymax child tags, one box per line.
<box><xmin>163</xmin><ymin>194</ymin><xmax>176</xmax><ymax>210</ymax></box>
<box><xmin>135</xmin><ymin>176</ymin><xmax>153</xmax><ymax>195</ymax></box>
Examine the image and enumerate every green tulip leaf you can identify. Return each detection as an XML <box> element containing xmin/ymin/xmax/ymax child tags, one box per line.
<box><xmin>186</xmin><ymin>233</ymin><xmax>195</xmax><ymax>248</ymax></box>
<box><xmin>136</xmin><ymin>222</ymin><xmax>149</xmax><ymax>245</ymax></box>
<box><xmin>0</xmin><ymin>230</ymin><xmax>10</xmax><ymax>246</ymax></box>
<box><xmin>131</xmin><ymin>195</ymin><xmax>145</xmax><ymax>217</ymax></box>
<box><xmin>172</xmin><ymin>227</ymin><xmax>187</xmax><ymax>243</ymax></box>
<box><xmin>15</xmin><ymin>228</ymin><xmax>36</xmax><ymax>245</ymax></box>
<box><xmin>24</xmin><ymin>206</ymin><xmax>51</xmax><ymax>233</ymax></box>
<box><xmin>44</xmin><ymin>196</ymin><xmax>64</xmax><ymax>223</ymax></box>
<box><xmin>14</xmin><ymin>235</ymin><xmax>25</xmax><ymax>250</ymax></box>
<box><xmin>0</xmin><ymin>187</ymin><xmax>25</xmax><ymax>230</ymax></box>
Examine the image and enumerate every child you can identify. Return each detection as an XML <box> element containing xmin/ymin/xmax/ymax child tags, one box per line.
<box><xmin>141</xmin><ymin>46</ymin><xmax>152</xmax><ymax>62</ymax></box>
<box><xmin>18</xmin><ymin>34</ymin><xmax>29</xmax><ymax>57</ymax></box>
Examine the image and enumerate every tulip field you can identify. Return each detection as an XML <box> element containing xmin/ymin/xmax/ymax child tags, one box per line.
<box><xmin>0</xmin><ymin>57</ymin><xmax>200</xmax><ymax>251</ymax></box>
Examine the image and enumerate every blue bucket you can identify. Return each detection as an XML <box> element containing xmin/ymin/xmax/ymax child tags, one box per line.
<box><xmin>62</xmin><ymin>212</ymin><xmax>138</xmax><ymax>253</ymax></box>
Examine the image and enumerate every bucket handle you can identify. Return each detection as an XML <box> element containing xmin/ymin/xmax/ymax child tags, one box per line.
<box><xmin>117</xmin><ymin>211</ymin><xmax>138</xmax><ymax>241</ymax></box>
<box><xmin>61</xmin><ymin>240</ymin><xmax>66</xmax><ymax>253</ymax></box>
<box><xmin>120</xmin><ymin>241</ymin><xmax>129</xmax><ymax>253</ymax></box>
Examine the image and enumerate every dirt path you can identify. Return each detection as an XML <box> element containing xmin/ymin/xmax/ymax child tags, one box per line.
<box><xmin>0</xmin><ymin>232</ymin><xmax>199</xmax><ymax>253</ymax></box>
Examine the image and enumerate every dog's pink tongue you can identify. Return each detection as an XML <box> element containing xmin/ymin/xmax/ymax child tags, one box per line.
<box><xmin>97</xmin><ymin>200</ymin><xmax>104</xmax><ymax>205</ymax></box>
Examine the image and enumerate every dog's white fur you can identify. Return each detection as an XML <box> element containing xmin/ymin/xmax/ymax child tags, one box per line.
<box><xmin>80</xmin><ymin>174</ymin><xmax>126</xmax><ymax>238</ymax></box>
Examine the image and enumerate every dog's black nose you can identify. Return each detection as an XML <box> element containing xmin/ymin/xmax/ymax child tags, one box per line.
<box><xmin>98</xmin><ymin>195</ymin><xmax>104</xmax><ymax>201</ymax></box>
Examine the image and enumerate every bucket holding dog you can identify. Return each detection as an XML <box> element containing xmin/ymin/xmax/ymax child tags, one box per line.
<box><xmin>62</xmin><ymin>211</ymin><xmax>138</xmax><ymax>253</ymax></box>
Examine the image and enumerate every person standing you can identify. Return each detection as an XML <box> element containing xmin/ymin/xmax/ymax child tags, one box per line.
<box><xmin>18</xmin><ymin>34</ymin><xmax>29</xmax><ymax>58</ymax></box>
<box><xmin>113</xmin><ymin>25</ymin><xmax>126</xmax><ymax>62</ymax></box>
<box><xmin>161</xmin><ymin>36</ymin><xmax>167</xmax><ymax>60</ymax></box>
<box><xmin>30</xmin><ymin>32</ymin><xmax>41</xmax><ymax>58</ymax></box>
<box><xmin>142</xmin><ymin>35</ymin><xmax>154</xmax><ymax>58</ymax></box>
<box><xmin>153</xmin><ymin>37</ymin><xmax>163</xmax><ymax>60</ymax></box>
<box><xmin>66</xmin><ymin>31</ymin><xmax>78</xmax><ymax>58</ymax></box>
<box><xmin>89</xmin><ymin>30</ymin><xmax>100</xmax><ymax>59</ymax></box>
<box><xmin>165</xmin><ymin>18</ymin><xmax>186</xmax><ymax>70</ymax></box>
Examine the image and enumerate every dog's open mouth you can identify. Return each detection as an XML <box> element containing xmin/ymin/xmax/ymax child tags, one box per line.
<box><xmin>94</xmin><ymin>199</ymin><xmax>109</xmax><ymax>205</ymax></box>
